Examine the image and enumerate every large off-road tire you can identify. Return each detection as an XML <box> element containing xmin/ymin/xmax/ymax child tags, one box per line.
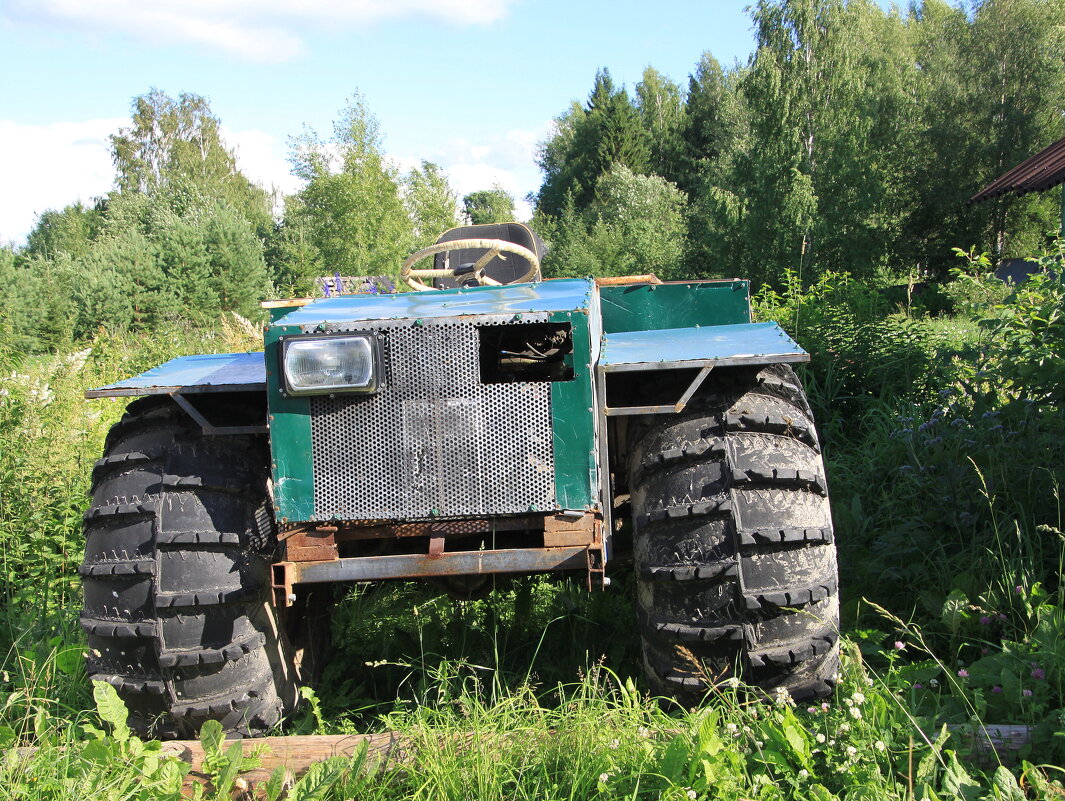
<box><xmin>80</xmin><ymin>396</ymin><xmax>299</xmax><ymax>738</ymax></box>
<box><xmin>628</xmin><ymin>363</ymin><xmax>839</xmax><ymax>703</ymax></box>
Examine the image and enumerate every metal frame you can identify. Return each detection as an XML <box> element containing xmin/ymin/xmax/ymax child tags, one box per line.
<box><xmin>170</xmin><ymin>393</ymin><xmax>268</xmax><ymax>436</ymax></box>
<box><xmin>272</xmin><ymin>546</ymin><xmax>592</xmax><ymax>606</ymax></box>
<box><xmin>601</xmin><ymin>353</ymin><xmax>809</xmax><ymax>417</ymax></box>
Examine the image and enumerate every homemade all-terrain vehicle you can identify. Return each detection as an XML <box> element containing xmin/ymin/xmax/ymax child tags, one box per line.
<box><xmin>81</xmin><ymin>223</ymin><xmax>839</xmax><ymax>737</ymax></box>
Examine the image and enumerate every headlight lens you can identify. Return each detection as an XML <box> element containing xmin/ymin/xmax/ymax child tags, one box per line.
<box><xmin>282</xmin><ymin>335</ymin><xmax>379</xmax><ymax>395</ymax></box>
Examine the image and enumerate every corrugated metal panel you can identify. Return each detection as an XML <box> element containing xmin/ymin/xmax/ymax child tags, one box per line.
<box><xmin>970</xmin><ymin>136</ymin><xmax>1065</xmax><ymax>204</ymax></box>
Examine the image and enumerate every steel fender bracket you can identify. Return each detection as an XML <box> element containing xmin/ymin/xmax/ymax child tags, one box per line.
<box><xmin>85</xmin><ymin>352</ymin><xmax>267</xmax><ymax>398</ymax></box>
<box><xmin>600</xmin><ymin>322</ymin><xmax>808</xmax><ymax>416</ymax></box>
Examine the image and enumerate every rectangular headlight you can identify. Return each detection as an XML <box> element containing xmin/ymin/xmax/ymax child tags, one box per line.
<box><xmin>281</xmin><ymin>334</ymin><xmax>381</xmax><ymax>395</ymax></box>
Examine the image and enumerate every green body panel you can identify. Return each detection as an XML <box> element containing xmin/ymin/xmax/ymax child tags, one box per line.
<box><xmin>265</xmin><ymin>325</ymin><xmax>316</xmax><ymax>522</ymax></box>
<box><xmin>266</xmin><ymin>279</ymin><xmax>600</xmax><ymax>522</ymax></box>
<box><xmin>549</xmin><ymin>308</ymin><xmax>597</xmax><ymax>511</ymax></box>
<box><xmin>599</xmin><ymin>280</ymin><xmax>751</xmax><ymax>334</ymax></box>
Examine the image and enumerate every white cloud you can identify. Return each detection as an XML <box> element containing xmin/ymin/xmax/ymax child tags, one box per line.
<box><xmin>406</xmin><ymin>125</ymin><xmax>548</xmax><ymax>221</ymax></box>
<box><xmin>222</xmin><ymin>127</ymin><xmax>304</xmax><ymax>197</ymax></box>
<box><xmin>0</xmin><ymin>118</ymin><xmax>122</xmax><ymax>245</ymax></box>
<box><xmin>0</xmin><ymin>119</ymin><xmax>302</xmax><ymax>245</ymax></box>
<box><xmin>4</xmin><ymin>0</ymin><xmax>514</xmax><ymax>62</ymax></box>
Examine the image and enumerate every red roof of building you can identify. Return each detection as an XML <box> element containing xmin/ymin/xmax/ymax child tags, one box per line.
<box><xmin>969</xmin><ymin>135</ymin><xmax>1065</xmax><ymax>204</ymax></box>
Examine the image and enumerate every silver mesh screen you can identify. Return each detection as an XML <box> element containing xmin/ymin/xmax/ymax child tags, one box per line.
<box><xmin>309</xmin><ymin>319</ymin><xmax>556</xmax><ymax>521</ymax></box>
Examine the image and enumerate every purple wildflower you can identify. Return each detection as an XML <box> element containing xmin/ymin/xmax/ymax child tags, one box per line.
<box><xmin>979</xmin><ymin>615</ymin><xmax>992</xmax><ymax>625</ymax></box>
<box><xmin>998</xmin><ymin>613</ymin><xmax>1008</xmax><ymax>622</ymax></box>
<box><xmin>992</xmin><ymin>685</ymin><xmax>1002</xmax><ymax>694</ymax></box>
<box><xmin>1023</xmin><ymin>689</ymin><xmax>1033</xmax><ymax>697</ymax></box>
<box><xmin>913</xmin><ymin>683</ymin><xmax>923</xmax><ymax>690</ymax></box>
<box><xmin>894</xmin><ymin>641</ymin><xmax>906</xmax><ymax>651</ymax></box>
<box><xmin>1032</xmin><ymin>668</ymin><xmax>1046</xmax><ymax>680</ymax></box>
<box><xmin>957</xmin><ymin>669</ymin><xmax>969</xmax><ymax>678</ymax></box>
<box><xmin>1015</xmin><ymin>585</ymin><xmax>1025</xmax><ymax>595</ymax></box>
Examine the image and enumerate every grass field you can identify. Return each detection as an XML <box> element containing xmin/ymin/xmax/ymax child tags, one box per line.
<box><xmin>1</xmin><ymin>263</ymin><xmax>1064</xmax><ymax>799</ymax></box>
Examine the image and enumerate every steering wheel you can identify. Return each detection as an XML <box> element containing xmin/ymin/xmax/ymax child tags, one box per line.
<box><xmin>400</xmin><ymin>238</ymin><xmax>541</xmax><ymax>291</ymax></box>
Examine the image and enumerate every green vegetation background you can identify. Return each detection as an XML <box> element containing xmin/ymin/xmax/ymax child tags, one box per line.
<box><xmin>2</xmin><ymin>0</ymin><xmax>1065</xmax><ymax>797</ymax></box>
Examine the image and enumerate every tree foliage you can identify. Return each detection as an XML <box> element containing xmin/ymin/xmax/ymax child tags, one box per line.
<box><xmin>535</xmin><ymin>0</ymin><xmax>1065</xmax><ymax>284</ymax></box>
<box><xmin>284</xmin><ymin>93</ymin><xmax>414</xmax><ymax>279</ymax></box>
<box><xmin>462</xmin><ymin>187</ymin><xmax>516</xmax><ymax>225</ymax></box>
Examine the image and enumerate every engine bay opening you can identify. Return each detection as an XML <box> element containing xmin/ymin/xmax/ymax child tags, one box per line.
<box><xmin>478</xmin><ymin>322</ymin><xmax>574</xmax><ymax>383</ymax></box>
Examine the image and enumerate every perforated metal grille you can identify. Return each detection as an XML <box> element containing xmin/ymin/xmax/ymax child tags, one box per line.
<box><xmin>309</xmin><ymin>319</ymin><xmax>555</xmax><ymax>521</ymax></box>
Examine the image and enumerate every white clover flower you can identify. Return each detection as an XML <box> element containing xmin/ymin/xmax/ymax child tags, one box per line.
<box><xmin>815</xmin><ymin>733</ymin><xmax>826</xmax><ymax>743</ymax></box>
<box><xmin>725</xmin><ymin>722</ymin><xmax>738</xmax><ymax>734</ymax></box>
<box><xmin>844</xmin><ymin>697</ymin><xmax>854</xmax><ymax>707</ymax></box>
<box><xmin>599</xmin><ymin>772</ymin><xmax>611</xmax><ymax>784</ymax></box>
<box><xmin>798</xmin><ymin>769</ymin><xmax>809</xmax><ymax>779</ymax></box>
<box><xmin>686</xmin><ymin>790</ymin><xmax>697</xmax><ymax>800</ymax></box>
<box><xmin>865</xmin><ymin>677</ymin><xmax>874</xmax><ymax>686</ymax></box>
<box><xmin>851</xmin><ymin>691</ymin><xmax>866</xmax><ymax>705</ymax></box>
<box><xmin>637</xmin><ymin>726</ymin><xmax>651</xmax><ymax>738</ymax></box>
<box><xmin>609</xmin><ymin>738</ymin><xmax>619</xmax><ymax>750</ymax></box>
<box><xmin>828</xmin><ymin>739</ymin><xmax>836</xmax><ymax>748</ymax></box>
<box><xmin>874</xmin><ymin>740</ymin><xmax>886</xmax><ymax>752</ymax></box>
<box><xmin>846</xmin><ymin>745</ymin><xmax>857</xmax><ymax>757</ymax></box>
<box><xmin>849</xmin><ymin>707</ymin><xmax>862</xmax><ymax>720</ymax></box>
<box><xmin>725</xmin><ymin>677</ymin><xmax>741</xmax><ymax>689</ymax></box>
<box><xmin>838</xmin><ymin>723</ymin><xmax>850</xmax><ymax>733</ymax></box>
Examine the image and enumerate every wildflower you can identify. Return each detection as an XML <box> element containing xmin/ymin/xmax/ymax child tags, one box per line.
<box><xmin>609</xmin><ymin>738</ymin><xmax>619</xmax><ymax>750</ymax></box>
<box><xmin>894</xmin><ymin>641</ymin><xmax>906</xmax><ymax>651</ymax></box>
<box><xmin>775</xmin><ymin>687</ymin><xmax>795</xmax><ymax>707</ymax></box>
<box><xmin>846</xmin><ymin>745</ymin><xmax>858</xmax><ymax>758</ymax></box>
<box><xmin>839</xmin><ymin>723</ymin><xmax>850</xmax><ymax>733</ymax></box>
<box><xmin>821</xmin><ymin>702</ymin><xmax>830</xmax><ymax>712</ymax></box>
<box><xmin>828</xmin><ymin>739</ymin><xmax>836</xmax><ymax>747</ymax></box>
<box><xmin>979</xmin><ymin>615</ymin><xmax>992</xmax><ymax>625</ymax></box>
<box><xmin>851</xmin><ymin>691</ymin><xmax>865</xmax><ymax>705</ymax></box>
<box><xmin>998</xmin><ymin>613</ymin><xmax>1008</xmax><ymax>621</ymax></box>
<box><xmin>598</xmin><ymin>773</ymin><xmax>611</xmax><ymax>784</ymax></box>
<box><xmin>1023</xmin><ymin>689</ymin><xmax>1033</xmax><ymax>697</ymax></box>
<box><xmin>929</xmin><ymin>678</ymin><xmax>939</xmax><ymax>688</ymax></box>
<box><xmin>864</xmin><ymin>677</ymin><xmax>874</xmax><ymax>686</ymax></box>
<box><xmin>798</xmin><ymin>769</ymin><xmax>809</xmax><ymax>779</ymax></box>
<box><xmin>637</xmin><ymin>726</ymin><xmax>651</xmax><ymax>738</ymax></box>
<box><xmin>726</xmin><ymin>723</ymin><xmax>738</xmax><ymax>736</ymax></box>
<box><xmin>913</xmin><ymin>683</ymin><xmax>923</xmax><ymax>690</ymax></box>
<box><xmin>686</xmin><ymin>791</ymin><xmax>697</xmax><ymax>800</ymax></box>
<box><xmin>725</xmin><ymin>677</ymin><xmax>741</xmax><ymax>689</ymax></box>
<box><xmin>1015</xmin><ymin>585</ymin><xmax>1024</xmax><ymax>595</ymax></box>
<box><xmin>874</xmin><ymin>741</ymin><xmax>886</xmax><ymax>752</ymax></box>
<box><xmin>957</xmin><ymin>669</ymin><xmax>969</xmax><ymax>678</ymax></box>
<box><xmin>807</xmin><ymin>706</ymin><xmax>817</xmax><ymax>713</ymax></box>
<box><xmin>992</xmin><ymin>686</ymin><xmax>1003</xmax><ymax>694</ymax></box>
<box><xmin>1032</xmin><ymin>668</ymin><xmax>1046</xmax><ymax>680</ymax></box>
<box><xmin>816</xmin><ymin>733</ymin><xmax>826</xmax><ymax>743</ymax></box>
<box><xmin>755</xmin><ymin>740</ymin><xmax>764</xmax><ymax>749</ymax></box>
<box><xmin>849</xmin><ymin>707</ymin><xmax>862</xmax><ymax>720</ymax></box>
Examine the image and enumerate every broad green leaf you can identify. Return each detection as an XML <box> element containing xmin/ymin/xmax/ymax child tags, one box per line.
<box><xmin>92</xmin><ymin>680</ymin><xmax>130</xmax><ymax>742</ymax></box>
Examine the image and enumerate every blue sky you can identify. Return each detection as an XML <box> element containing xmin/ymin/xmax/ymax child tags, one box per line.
<box><xmin>0</xmin><ymin>0</ymin><xmax>759</xmax><ymax>244</ymax></box>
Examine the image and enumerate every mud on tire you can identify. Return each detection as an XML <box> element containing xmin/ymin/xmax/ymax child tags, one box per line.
<box><xmin>628</xmin><ymin>363</ymin><xmax>839</xmax><ymax>702</ymax></box>
<box><xmin>80</xmin><ymin>396</ymin><xmax>299</xmax><ymax>738</ymax></box>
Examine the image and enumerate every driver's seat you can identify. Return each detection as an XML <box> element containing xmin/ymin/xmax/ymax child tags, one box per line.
<box><xmin>432</xmin><ymin>223</ymin><xmax>547</xmax><ymax>288</ymax></box>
